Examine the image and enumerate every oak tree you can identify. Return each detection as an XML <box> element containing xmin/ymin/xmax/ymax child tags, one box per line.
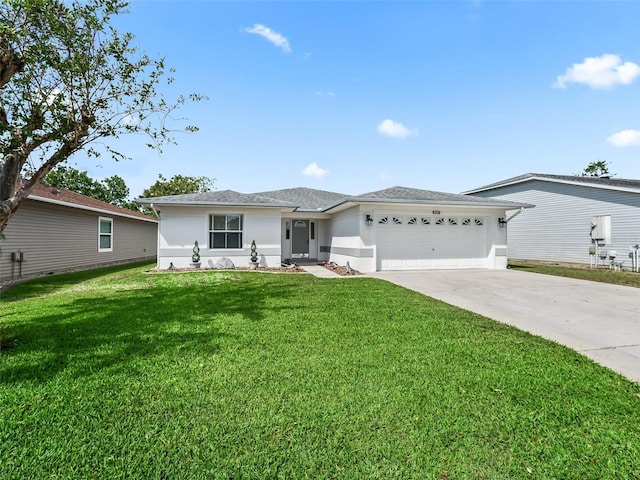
<box><xmin>138</xmin><ymin>174</ymin><xmax>214</xmax><ymax>216</ymax></box>
<box><xmin>140</xmin><ymin>173</ymin><xmax>215</xmax><ymax>198</ymax></box>
<box><xmin>580</xmin><ymin>160</ymin><xmax>612</xmax><ymax>177</ymax></box>
<box><xmin>0</xmin><ymin>0</ymin><xmax>201</xmax><ymax>232</ymax></box>
<box><xmin>44</xmin><ymin>165</ymin><xmax>135</xmax><ymax>209</ymax></box>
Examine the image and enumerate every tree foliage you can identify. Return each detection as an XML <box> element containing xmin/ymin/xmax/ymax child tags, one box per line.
<box><xmin>580</xmin><ymin>160</ymin><xmax>612</xmax><ymax>177</ymax></box>
<box><xmin>0</xmin><ymin>0</ymin><xmax>202</xmax><ymax>232</ymax></box>
<box><xmin>43</xmin><ymin>165</ymin><xmax>138</xmax><ymax>209</ymax></box>
<box><xmin>140</xmin><ymin>174</ymin><xmax>215</xmax><ymax>198</ymax></box>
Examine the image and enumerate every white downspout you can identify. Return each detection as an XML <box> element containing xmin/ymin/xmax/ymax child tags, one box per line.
<box><xmin>150</xmin><ymin>203</ymin><xmax>160</xmax><ymax>218</ymax></box>
<box><xmin>151</xmin><ymin>203</ymin><xmax>160</xmax><ymax>268</ymax></box>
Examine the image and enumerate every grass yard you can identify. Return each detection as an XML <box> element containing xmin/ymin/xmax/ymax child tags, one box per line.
<box><xmin>509</xmin><ymin>262</ymin><xmax>640</xmax><ymax>289</ymax></box>
<box><xmin>1</xmin><ymin>263</ymin><xmax>639</xmax><ymax>479</ymax></box>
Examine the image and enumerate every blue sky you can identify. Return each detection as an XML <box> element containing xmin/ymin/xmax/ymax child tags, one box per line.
<box><xmin>71</xmin><ymin>1</ymin><xmax>640</xmax><ymax>198</ymax></box>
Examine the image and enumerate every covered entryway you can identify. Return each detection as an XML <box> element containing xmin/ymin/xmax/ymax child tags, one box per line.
<box><xmin>376</xmin><ymin>214</ymin><xmax>488</xmax><ymax>270</ymax></box>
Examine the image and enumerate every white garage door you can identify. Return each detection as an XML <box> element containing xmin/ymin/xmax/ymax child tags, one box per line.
<box><xmin>377</xmin><ymin>215</ymin><xmax>488</xmax><ymax>270</ymax></box>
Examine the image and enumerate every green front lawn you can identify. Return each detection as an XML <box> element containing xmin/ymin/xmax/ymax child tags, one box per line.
<box><xmin>509</xmin><ymin>262</ymin><xmax>640</xmax><ymax>288</ymax></box>
<box><xmin>1</xmin><ymin>264</ymin><xmax>639</xmax><ymax>478</ymax></box>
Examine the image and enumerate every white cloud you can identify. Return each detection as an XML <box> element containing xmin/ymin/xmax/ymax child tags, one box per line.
<box><xmin>301</xmin><ymin>162</ymin><xmax>329</xmax><ymax>178</ymax></box>
<box><xmin>607</xmin><ymin>129</ymin><xmax>640</xmax><ymax>147</ymax></box>
<box><xmin>244</xmin><ymin>24</ymin><xmax>291</xmax><ymax>53</ymax></box>
<box><xmin>553</xmin><ymin>54</ymin><xmax>640</xmax><ymax>89</ymax></box>
<box><xmin>377</xmin><ymin>119</ymin><xmax>417</xmax><ymax>139</ymax></box>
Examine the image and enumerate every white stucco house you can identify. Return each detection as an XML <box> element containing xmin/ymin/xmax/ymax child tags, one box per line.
<box><xmin>465</xmin><ymin>173</ymin><xmax>640</xmax><ymax>270</ymax></box>
<box><xmin>136</xmin><ymin>186</ymin><xmax>532</xmax><ymax>273</ymax></box>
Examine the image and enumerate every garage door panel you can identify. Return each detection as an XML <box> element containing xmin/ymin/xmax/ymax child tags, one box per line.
<box><xmin>377</xmin><ymin>220</ymin><xmax>488</xmax><ymax>270</ymax></box>
<box><xmin>380</xmin><ymin>257</ymin><xmax>488</xmax><ymax>270</ymax></box>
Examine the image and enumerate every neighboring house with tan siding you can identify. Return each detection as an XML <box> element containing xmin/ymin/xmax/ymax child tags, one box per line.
<box><xmin>0</xmin><ymin>184</ymin><xmax>157</xmax><ymax>283</ymax></box>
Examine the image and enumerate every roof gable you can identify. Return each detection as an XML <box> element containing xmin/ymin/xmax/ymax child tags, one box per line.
<box><xmin>465</xmin><ymin>173</ymin><xmax>640</xmax><ymax>195</ymax></box>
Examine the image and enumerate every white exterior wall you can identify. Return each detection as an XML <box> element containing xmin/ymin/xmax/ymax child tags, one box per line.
<box><xmin>317</xmin><ymin>219</ymin><xmax>331</xmax><ymax>262</ymax></box>
<box><xmin>328</xmin><ymin>206</ymin><xmax>375</xmax><ymax>272</ymax></box>
<box><xmin>473</xmin><ymin>181</ymin><xmax>640</xmax><ymax>267</ymax></box>
<box><xmin>157</xmin><ymin>206</ymin><xmax>281</xmax><ymax>269</ymax></box>
<box><xmin>154</xmin><ymin>202</ymin><xmax>513</xmax><ymax>273</ymax></box>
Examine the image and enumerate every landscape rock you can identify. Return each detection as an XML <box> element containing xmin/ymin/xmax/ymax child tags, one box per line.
<box><xmin>215</xmin><ymin>257</ymin><xmax>235</xmax><ymax>270</ymax></box>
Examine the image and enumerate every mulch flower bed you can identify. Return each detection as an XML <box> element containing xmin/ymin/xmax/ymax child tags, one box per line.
<box><xmin>146</xmin><ymin>264</ymin><xmax>305</xmax><ymax>274</ymax></box>
<box><xmin>319</xmin><ymin>262</ymin><xmax>361</xmax><ymax>276</ymax></box>
<box><xmin>147</xmin><ymin>262</ymin><xmax>360</xmax><ymax>276</ymax></box>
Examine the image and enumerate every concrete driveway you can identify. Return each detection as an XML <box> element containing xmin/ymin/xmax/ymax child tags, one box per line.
<box><xmin>369</xmin><ymin>269</ymin><xmax>640</xmax><ymax>383</ymax></box>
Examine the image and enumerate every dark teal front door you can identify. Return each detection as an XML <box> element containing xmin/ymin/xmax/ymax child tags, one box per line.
<box><xmin>292</xmin><ymin>220</ymin><xmax>309</xmax><ymax>258</ymax></box>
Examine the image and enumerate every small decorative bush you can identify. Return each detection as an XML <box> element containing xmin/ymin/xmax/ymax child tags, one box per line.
<box><xmin>192</xmin><ymin>240</ymin><xmax>201</xmax><ymax>263</ymax></box>
<box><xmin>250</xmin><ymin>240</ymin><xmax>258</xmax><ymax>263</ymax></box>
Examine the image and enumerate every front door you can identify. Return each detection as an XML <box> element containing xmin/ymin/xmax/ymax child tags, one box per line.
<box><xmin>292</xmin><ymin>220</ymin><xmax>309</xmax><ymax>258</ymax></box>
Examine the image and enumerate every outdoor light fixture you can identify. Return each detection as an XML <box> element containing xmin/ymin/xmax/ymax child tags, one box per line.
<box><xmin>365</xmin><ymin>214</ymin><xmax>374</xmax><ymax>226</ymax></box>
<box><xmin>498</xmin><ymin>217</ymin><xmax>507</xmax><ymax>227</ymax></box>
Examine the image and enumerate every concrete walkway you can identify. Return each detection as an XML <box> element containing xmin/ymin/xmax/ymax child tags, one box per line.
<box><xmin>369</xmin><ymin>269</ymin><xmax>640</xmax><ymax>383</ymax></box>
<box><xmin>302</xmin><ymin>264</ymin><xmax>342</xmax><ymax>278</ymax></box>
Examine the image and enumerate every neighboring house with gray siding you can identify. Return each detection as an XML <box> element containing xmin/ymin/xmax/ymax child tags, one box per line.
<box><xmin>464</xmin><ymin>173</ymin><xmax>640</xmax><ymax>269</ymax></box>
<box><xmin>0</xmin><ymin>184</ymin><xmax>157</xmax><ymax>283</ymax></box>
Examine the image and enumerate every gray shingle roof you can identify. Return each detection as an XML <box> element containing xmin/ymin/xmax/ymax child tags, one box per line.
<box><xmin>464</xmin><ymin>173</ymin><xmax>640</xmax><ymax>194</ymax></box>
<box><xmin>254</xmin><ymin>187</ymin><xmax>346</xmax><ymax>210</ymax></box>
<box><xmin>138</xmin><ymin>185</ymin><xmax>532</xmax><ymax>210</ymax></box>
<box><xmin>136</xmin><ymin>189</ymin><xmax>298</xmax><ymax>208</ymax></box>
<box><xmin>342</xmin><ymin>186</ymin><xmax>531</xmax><ymax>209</ymax></box>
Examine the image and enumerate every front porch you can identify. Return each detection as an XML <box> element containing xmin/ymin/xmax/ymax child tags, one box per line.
<box><xmin>280</xmin><ymin>217</ymin><xmax>330</xmax><ymax>264</ymax></box>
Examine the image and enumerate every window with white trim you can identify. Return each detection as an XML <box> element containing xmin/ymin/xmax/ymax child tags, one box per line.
<box><xmin>209</xmin><ymin>214</ymin><xmax>243</xmax><ymax>249</ymax></box>
<box><xmin>98</xmin><ymin>217</ymin><xmax>113</xmax><ymax>252</ymax></box>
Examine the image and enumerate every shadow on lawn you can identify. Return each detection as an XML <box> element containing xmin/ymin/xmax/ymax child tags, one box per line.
<box><xmin>0</xmin><ymin>262</ymin><xmax>158</xmax><ymax>302</ymax></box>
<box><xmin>0</xmin><ymin>276</ymin><xmax>300</xmax><ymax>384</ymax></box>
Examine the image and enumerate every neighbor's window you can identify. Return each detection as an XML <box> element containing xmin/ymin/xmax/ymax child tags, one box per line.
<box><xmin>209</xmin><ymin>214</ymin><xmax>243</xmax><ymax>249</ymax></box>
<box><xmin>98</xmin><ymin>217</ymin><xmax>113</xmax><ymax>252</ymax></box>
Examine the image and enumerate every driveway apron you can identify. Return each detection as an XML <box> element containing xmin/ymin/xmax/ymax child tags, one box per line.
<box><xmin>369</xmin><ymin>269</ymin><xmax>640</xmax><ymax>383</ymax></box>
